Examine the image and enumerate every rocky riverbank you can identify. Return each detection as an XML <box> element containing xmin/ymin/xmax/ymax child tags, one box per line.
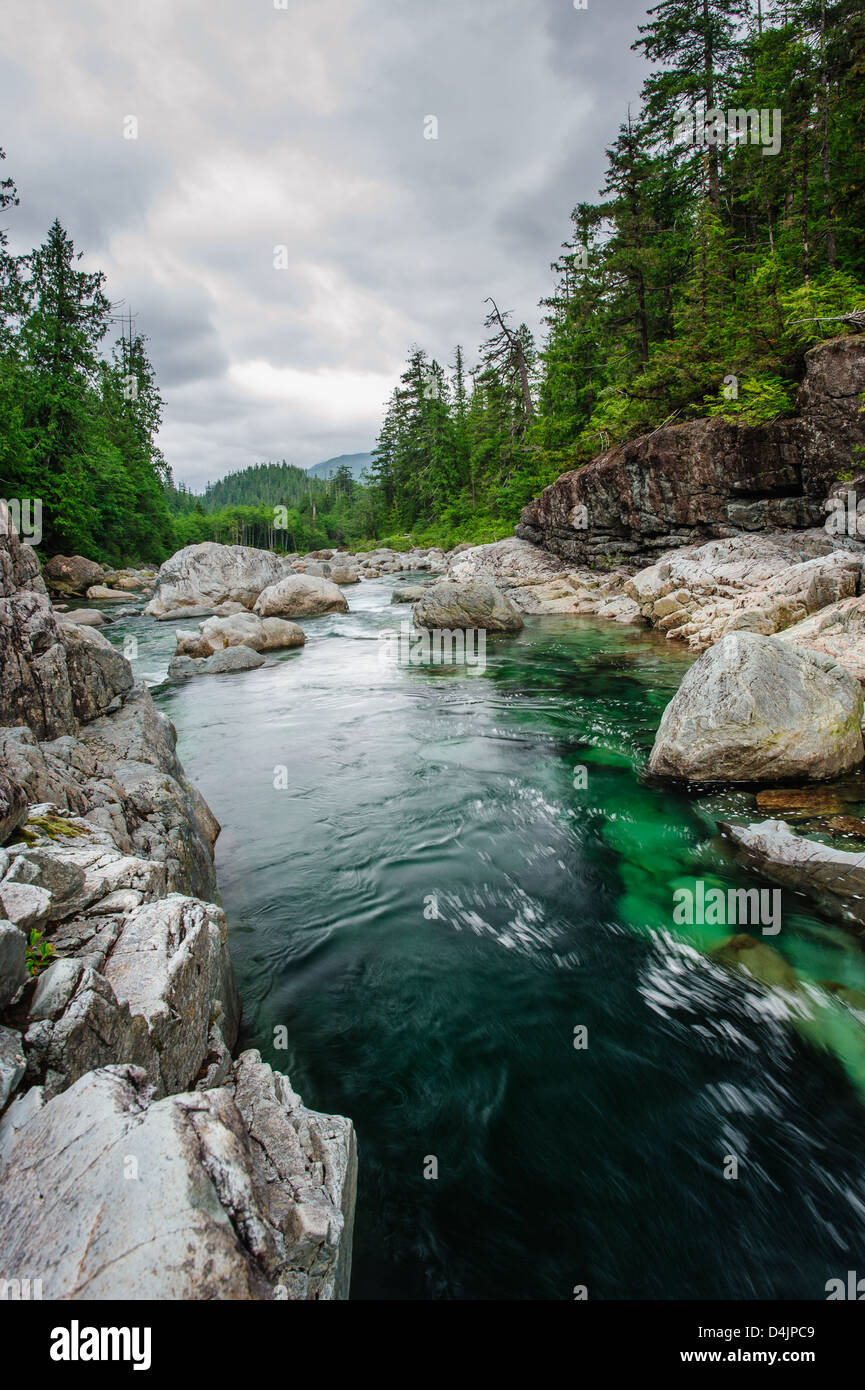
<box><xmin>5</xmin><ymin>329</ymin><xmax>865</xmax><ymax>1298</ymax></box>
<box><xmin>502</xmin><ymin>328</ymin><xmax>865</xmax><ymax>940</ymax></box>
<box><xmin>0</xmin><ymin>517</ymin><xmax>356</xmax><ymax>1300</ymax></box>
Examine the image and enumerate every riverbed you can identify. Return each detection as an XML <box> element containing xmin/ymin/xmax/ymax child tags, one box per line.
<box><xmin>104</xmin><ymin>578</ymin><xmax>865</xmax><ymax>1300</ymax></box>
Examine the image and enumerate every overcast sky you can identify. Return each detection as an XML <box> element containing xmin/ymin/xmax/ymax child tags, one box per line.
<box><xmin>2</xmin><ymin>0</ymin><xmax>650</xmax><ymax>490</ymax></box>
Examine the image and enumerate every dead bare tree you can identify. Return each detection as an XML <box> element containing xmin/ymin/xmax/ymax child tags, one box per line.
<box><xmin>482</xmin><ymin>298</ymin><xmax>536</xmax><ymax>425</ymax></box>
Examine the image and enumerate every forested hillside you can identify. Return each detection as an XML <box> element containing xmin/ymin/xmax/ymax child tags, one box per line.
<box><xmin>362</xmin><ymin>0</ymin><xmax>865</xmax><ymax>548</ymax></box>
<box><xmin>307</xmin><ymin>452</ymin><xmax>373</xmax><ymax>481</ymax></box>
<box><xmin>165</xmin><ymin>460</ymin><xmax>365</xmax><ymax>554</ymax></box>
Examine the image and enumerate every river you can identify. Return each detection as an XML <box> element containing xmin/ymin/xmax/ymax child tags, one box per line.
<box><xmin>103</xmin><ymin>577</ymin><xmax>865</xmax><ymax>1300</ymax></box>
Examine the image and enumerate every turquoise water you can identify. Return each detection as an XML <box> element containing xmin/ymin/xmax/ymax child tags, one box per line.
<box><xmin>105</xmin><ymin>580</ymin><xmax>865</xmax><ymax>1300</ymax></box>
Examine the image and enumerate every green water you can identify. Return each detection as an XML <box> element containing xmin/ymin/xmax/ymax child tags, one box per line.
<box><xmin>106</xmin><ymin>580</ymin><xmax>865</xmax><ymax>1300</ymax></box>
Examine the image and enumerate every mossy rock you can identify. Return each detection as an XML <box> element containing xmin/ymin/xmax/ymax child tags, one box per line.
<box><xmin>711</xmin><ymin>932</ymin><xmax>800</xmax><ymax>992</ymax></box>
<box><xmin>13</xmin><ymin>815</ymin><xmax>90</xmax><ymax>845</ymax></box>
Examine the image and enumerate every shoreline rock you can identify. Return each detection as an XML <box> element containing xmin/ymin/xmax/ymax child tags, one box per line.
<box><xmin>445</xmin><ymin>537</ymin><xmax>642</xmax><ymax>621</ymax></box>
<box><xmin>720</xmin><ymin>819</ymin><xmax>865</xmax><ymax>931</ymax></box>
<box><xmin>0</xmin><ymin>1053</ymin><xmax>356</xmax><ymax>1300</ymax></box>
<box><xmin>413</xmin><ymin>579</ymin><xmax>525</xmax><ymax>633</ymax></box>
<box><xmin>516</xmin><ymin>335</ymin><xmax>865</xmax><ymax>567</ymax></box>
<box><xmin>0</xmin><ymin>525</ymin><xmax>357</xmax><ymax>1299</ymax></box>
<box><xmin>648</xmin><ymin>631</ymin><xmax>864</xmax><ymax>784</ymax></box>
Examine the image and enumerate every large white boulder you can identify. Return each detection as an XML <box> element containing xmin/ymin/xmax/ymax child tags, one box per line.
<box><xmin>198</xmin><ymin>612</ymin><xmax>305</xmax><ymax>653</ymax></box>
<box><xmin>0</xmin><ymin>1053</ymin><xmax>356</xmax><ymax>1300</ymax></box>
<box><xmin>648</xmin><ymin>631</ymin><xmax>864</xmax><ymax>783</ymax></box>
<box><xmin>145</xmin><ymin>544</ymin><xmax>288</xmax><ymax>617</ymax></box>
<box><xmin>254</xmin><ymin>574</ymin><xmax>349</xmax><ymax>618</ymax></box>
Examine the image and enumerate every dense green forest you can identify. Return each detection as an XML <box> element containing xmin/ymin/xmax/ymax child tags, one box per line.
<box><xmin>0</xmin><ymin>160</ymin><xmax>173</xmax><ymax>563</ymax></box>
<box><xmin>165</xmin><ymin>461</ymin><xmax>365</xmax><ymax>555</ymax></box>
<box><xmin>2</xmin><ymin>0</ymin><xmax>864</xmax><ymax>563</ymax></box>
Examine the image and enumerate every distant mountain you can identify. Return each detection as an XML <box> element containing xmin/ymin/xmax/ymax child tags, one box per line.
<box><xmin>306</xmin><ymin>452</ymin><xmax>373</xmax><ymax>481</ymax></box>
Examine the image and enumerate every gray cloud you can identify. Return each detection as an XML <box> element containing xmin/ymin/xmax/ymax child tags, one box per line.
<box><xmin>2</xmin><ymin>0</ymin><xmax>651</xmax><ymax>488</ymax></box>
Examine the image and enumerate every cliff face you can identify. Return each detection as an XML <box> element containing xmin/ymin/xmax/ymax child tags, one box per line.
<box><xmin>0</xmin><ymin>521</ymin><xmax>357</xmax><ymax>1300</ymax></box>
<box><xmin>516</xmin><ymin>336</ymin><xmax>865</xmax><ymax>565</ymax></box>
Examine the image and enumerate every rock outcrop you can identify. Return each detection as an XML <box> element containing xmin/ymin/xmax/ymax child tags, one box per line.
<box><xmin>0</xmin><ymin>1054</ymin><xmax>356</xmax><ymax>1300</ymax></box>
<box><xmin>0</xmin><ymin>522</ymin><xmax>356</xmax><ymax>1299</ymax></box>
<box><xmin>648</xmin><ymin>632</ymin><xmax>864</xmax><ymax>783</ymax></box>
<box><xmin>625</xmin><ymin>531</ymin><xmax>865</xmax><ymax>652</ymax></box>
<box><xmin>446</xmin><ymin>537</ymin><xmax>641</xmax><ymax>621</ymax></box>
<box><xmin>0</xmin><ymin>513</ymin><xmax>132</xmax><ymax>740</ymax></box>
<box><xmin>778</xmin><ymin>593</ymin><xmax>865</xmax><ymax>682</ymax></box>
<box><xmin>1</xmin><ymin>812</ymin><xmax>238</xmax><ymax>1100</ymax></box>
<box><xmin>517</xmin><ymin>336</ymin><xmax>865</xmax><ymax>565</ymax></box>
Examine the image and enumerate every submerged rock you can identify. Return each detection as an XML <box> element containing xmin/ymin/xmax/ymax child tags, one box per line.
<box><xmin>754</xmin><ymin>786</ymin><xmax>847</xmax><ymax>817</ymax></box>
<box><xmin>720</xmin><ymin>818</ymin><xmax>865</xmax><ymax>929</ymax></box>
<box><xmin>648</xmin><ymin>632</ymin><xmax>864</xmax><ymax>783</ymax></box>
<box><xmin>710</xmin><ymin>933</ymin><xmax>800</xmax><ymax>992</ymax></box>
<box><xmin>412</xmin><ymin>580</ymin><xmax>524</xmax><ymax>633</ymax></box>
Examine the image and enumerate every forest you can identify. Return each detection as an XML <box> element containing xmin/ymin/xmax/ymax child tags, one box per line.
<box><xmin>1</xmin><ymin>0</ymin><xmax>864</xmax><ymax>563</ymax></box>
<box><xmin>0</xmin><ymin>176</ymin><xmax>174</xmax><ymax>563</ymax></box>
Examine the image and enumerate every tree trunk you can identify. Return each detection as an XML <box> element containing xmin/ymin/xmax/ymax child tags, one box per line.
<box><xmin>802</xmin><ymin>125</ymin><xmax>811</xmax><ymax>283</ymax></box>
<box><xmin>703</xmin><ymin>0</ymin><xmax>720</xmax><ymax>209</ymax></box>
<box><xmin>820</xmin><ymin>0</ymin><xmax>837</xmax><ymax>268</ymax></box>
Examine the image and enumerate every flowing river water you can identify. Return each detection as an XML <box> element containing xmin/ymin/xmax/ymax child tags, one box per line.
<box><xmin>102</xmin><ymin>577</ymin><xmax>865</xmax><ymax>1300</ymax></box>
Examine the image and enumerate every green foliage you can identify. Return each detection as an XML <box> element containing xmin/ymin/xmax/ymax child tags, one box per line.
<box><xmin>703</xmin><ymin>374</ymin><xmax>795</xmax><ymax>422</ymax></box>
<box><xmin>26</xmin><ymin>927</ymin><xmax>54</xmax><ymax>978</ymax></box>
<box><xmin>0</xmin><ymin>186</ymin><xmax>173</xmax><ymax>564</ymax></box>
